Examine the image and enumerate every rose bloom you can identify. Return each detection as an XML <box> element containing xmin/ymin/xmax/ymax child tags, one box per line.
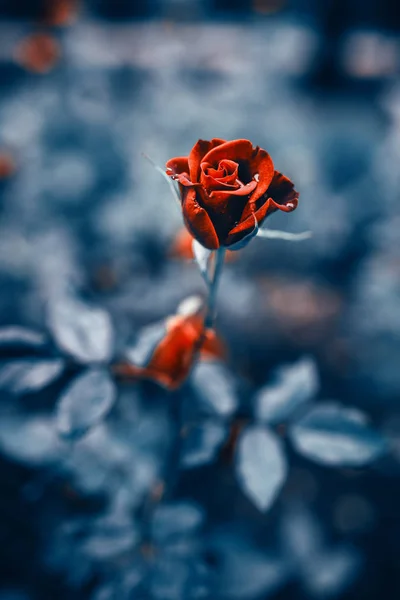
<box><xmin>166</xmin><ymin>138</ymin><xmax>299</xmax><ymax>250</ymax></box>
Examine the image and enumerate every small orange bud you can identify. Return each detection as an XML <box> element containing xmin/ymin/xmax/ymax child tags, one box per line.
<box><xmin>14</xmin><ymin>33</ymin><xmax>61</xmax><ymax>74</ymax></box>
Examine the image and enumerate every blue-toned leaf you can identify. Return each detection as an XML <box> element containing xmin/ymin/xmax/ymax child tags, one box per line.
<box><xmin>0</xmin><ymin>413</ymin><xmax>64</xmax><ymax>466</ymax></box>
<box><xmin>0</xmin><ymin>359</ymin><xmax>64</xmax><ymax>394</ymax></box>
<box><xmin>150</xmin><ymin>558</ymin><xmax>190</xmax><ymax>600</ymax></box>
<box><xmin>257</xmin><ymin>228</ymin><xmax>312</xmax><ymax>241</ymax></box>
<box><xmin>209</xmin><ymin>529</ymin><xmax>288</xmax><ymax>599</ymax></box>
<box><xmin>236</xmin><ymin>425</ymin><xmax>287</xmax><ymax>511</ymax></box>
<box><xmin>191</xmin><ymin>361</ymin><xmax>238</xmax><ymax>418</ymax></box>
<box><xmin>289</xmin><ymin>402</ymin><xmax>387</xmax><ymax>467</ymax></box>
<box><xmin>180</xmin><ymin>421</ymin><xmax>227</xmax><ymax>469</ymax></box>
<box><xmin>255</xmin><ymin>357</ymin><xmax>318</xmax><ymax>424</ymax></box>
<box><xmin>125</xmin><ymin>321</ymin><xmax>167</xmax><ymax>368</ymax></box>
<box><xmin>192</xmin><ymin>240</ymin><xmax>213</xmax><ymax>285</ymax></box>
<box><xmin>151</xmin><ymin>501</ymin><xmax>205</xmax><ymax>544</ymax></box>
<box><xmin>302</xmin><ymin>545</ymin><xmax>362</xmax><ymax>598</ymax></box>
<box><xmin>0</xmin><ymin>326</ymin><xmax>46</xmax><ymax>351</ymax></box>
<box><xmin>56</xmin><ymin>368</ymin><xmax>117</xmax><ymax>439</ymax></box>
<box><xmin>48</xmin><ymin>296</ymin><xmax>114</xmax><ymax>364</ymax></box>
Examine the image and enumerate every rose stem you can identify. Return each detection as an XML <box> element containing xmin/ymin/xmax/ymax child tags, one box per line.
<box><xmin>205</xmin><ymin>247</ymin><xmax>226</xmax><ymax>328</ymax></box>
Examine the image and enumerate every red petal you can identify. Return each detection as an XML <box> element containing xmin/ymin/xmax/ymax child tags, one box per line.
<box><xmin>146</xmin><ymin>314</ymin><xmax>204</xmax><ymax>389</ymax></box>
<box><xmin>208</xmin><ymin>179</ymin><xmax>257</xmax><ymax>203</ymax></box>
<box><xmin>166</xmin><ymin>156</ymin><xmax>189</xmax><ymax>177</ymax></box>
<box><xmin>224</xmin><ymin>199</ymin><xmax>272</xmax><ymax>245</ymax></box>
<box><xmin>248</xmin><ymin>147</ymin><xmax>275</xmax><ymax>204</ymax></box>
<box><xmin>202</xmin><ymin>139</ymin><xmax>254</xmax><ymax>166</ymax></box>
<box><xmin>188</xmin><ymin>138</ymin><xmax>226</xmax><ymax>183</ymax></box>
<box><xmin>182</xmin><ymin>187</ymin><xmax>220</xmax><ymax>250</ymax></box>
<box><xmin>266</xmin><ymin>170</ymin><xmax>299</xmax><ymax>211</ymax></box>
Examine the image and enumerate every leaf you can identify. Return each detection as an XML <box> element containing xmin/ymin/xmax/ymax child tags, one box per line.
<box><xmin>0</xmin><ymin>359</ymin><xmax>64</xmax><ymax>394</ymax></box>
<box><xmin>209</xmin><ymin>529</ymin><xmax>288</xmax><ymax>600</ymax></box>
<box><xmin>191</xmin><ymin>361</ymin><xmax>238</xmax><ymax>418</ymax></box>
<box><xmin>151</xmin><ymin>501</ymin><xmax>205</xmax><ymax>544</ymax></box>
<box><xmin>302</xmin><ymin>546</ymin><xmax>362</xmax><ymax>598</ymax></box>
<box><xmin>289</xmin><ymin>402</ymin><xmax>387</xmax><ymax>467</ymax></box>
<box><xmin>0</xmin><ymin>413</ymin><xmax>64</xmax><ymax>466</ymax></box>
<box><xmin>257</xmin><ymin>229</ymin><xmax>312</xmax><ymax>241</ymax></box>
<box><xmin>125</xmin><ymin>321</ymin><xmax>167</xmax><ymax>368</ymax></box>
<box><xmin>192</xmin><ymin>239</ymin><xmax>213</xmax><ymax>285</ymax></box>
<box><xmin>180</xmin><ymin>421</ymin><xmax>227</xmax><ymax>469</ymax></box>
<box><xmin>236</xmin><ymin>425</ymin><xmax>287</xmax><ymax>512</ymax></box>
<box><xmin>56</xmin><ymin>368</ymin><xmax>117</xmax><ymax>439</ymax></box>
<box><xmin>48</xmin><ymin>296</ymin><xmax>114</xmax><ymax>364</ymax></box>
<box><xmin>0</xmin><ymin>326</ymin><xmax>47</xmax><ymax>351</ymax></box>
<box><xmin>255</xmin><ymin>357</ymin><xmax>318</xmax><ymax>424</ymax></box>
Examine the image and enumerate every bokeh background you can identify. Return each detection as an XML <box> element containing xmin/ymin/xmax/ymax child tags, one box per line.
<box><xmin>0</xmin><ymin>1</ymin><xmax>399</xmax><ymax>599</ymax></box>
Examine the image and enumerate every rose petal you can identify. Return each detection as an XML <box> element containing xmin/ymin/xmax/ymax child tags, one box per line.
<box><xmin>267</xmin><ymin>171</ymin><xmax>299</xmax><ymax>211</ymax></box>
<box><xmin>224</xmin><ymin>198</ymin><xmax>273</xmax><ymax>246</ymax></box>
<box><xmin>202</xmin><ymin>139</ymin><xmax>255</xmax><ymax>168</ymax></box>
<box><xmin>200</xmin><ymin>159</ymin><xmax>239</xmax><ymax>191</ymax></box>
<box><xmin>166</xmin><ymin>156</ymin><xmax>190</xmax><ymax>177</ymax></box>
<box><xmin>188</xmin><ymin>138</ymin><xmax>226</xmax><ymax>182</ymax></box>
<box><xmin>247</xmin><ymin>147</ymin><xmax>275</xmax><ymax>204</ymax></box>
<box><xmin>182</xmin><ymin>188</ymin><xmax>220</xmax><ymax>250</ymax></box>
<box><xmin>208</xmin><ymin>179</ymin><xmax>257</xmax><ymax>203</ymax></box>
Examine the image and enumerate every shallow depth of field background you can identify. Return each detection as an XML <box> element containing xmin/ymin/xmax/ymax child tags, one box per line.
<box><xmin>0</xmin><ymin>1</ymin><xmax>399</xmax><ymax>599</ymax></box>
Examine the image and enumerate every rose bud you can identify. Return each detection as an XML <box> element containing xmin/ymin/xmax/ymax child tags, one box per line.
<box><xmin>113</xmin><ymin>297</ymin><xmax>222</xmax><ymax>390</ymax></box>
<box><xmin>14</xmin><ymin>33</ymin><xmax>61</xmax><ymax>74</ymax></box>
<box><xmin>166</xmin><ymin>138</ymin><xmax>299</xmax><ymax>250</ymax></box>
<box><xmin>43</xmin><ymin>0</ymin><xmax>79</xmax><ymax>26</ymax></box>
<box><xmin>0</xmin><ymin>152</ymin><xmax>16</xmax><ymax>180</ymax></box>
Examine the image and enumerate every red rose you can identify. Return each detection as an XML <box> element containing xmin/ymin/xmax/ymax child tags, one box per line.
<box><xmin>166</xmin><ymin>138</ymin><xmax>299</xmax><ymax>250</ymax></box>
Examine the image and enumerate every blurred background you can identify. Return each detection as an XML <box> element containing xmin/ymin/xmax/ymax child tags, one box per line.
<box><xmin>0</xmin><ymin>1</ymin><xmax>399</xmax><ymax>599</ymax></box>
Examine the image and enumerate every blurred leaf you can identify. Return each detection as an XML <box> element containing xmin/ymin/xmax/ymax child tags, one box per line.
<box><xmin>0</xmin><ymin>413</ymin><xmax>64</xmax><ymax>466</ymax></box>
<box><xmin>236</xmin><ymin>425</ymin><xmax>287</xmax><ymax>512</ymax></box>
<box><xmin>255</xmin><ymin>357</ymin><xmax>318</xmax><ymax>424</ymax></box>
<box><xmin>48</xmin><ymin>296</ymin><xmax>114</xmax><ymax>364</ymax></box>
<box><xmin>0</xmin><ymin>326</ymin><xmax>47</xmax><ymax>351</ymax></box>
<box><xmin>209</xmin><ymin>529</ymin><xmax>288</xmax><ymax>599</ymax></box>
<box><xmin>289</xmin><ymin>402</ymin><xmax>387</xmax><ymax>467</ymax></box>
<box><xmin>0</xmin><ymin>359</ymin><xmax>64</xmax><ymax>394</ymax></box>
<box><xmin>192</xmin><ymin>239</ymin><xmax>213</xmax><ymax>285</ymax></box>
<box><xmin>56</xmin><ymin>368</ymin><xmax>117</xmax><ymax>439</ymax></box>
<box><xmin>152</xmin><ymin>501</ymin><xmax>205</xmax><ymax>544</ymax></box>
<box><xmin>180</xmin><ymin>421</ymin><xmax>227</xmax><ymax>469</ymax></box>
<box><xmin>125</xmin><ymin>321</ymin><xmax>167</xmax><ymax>368</ymax></box>
<box><xmin>302</xmin><ymin>545</ymin><xmax>362</xmax><ymax>598</ymax></box>
<box><xmin>191</xmin><ymin>361</ymin><xmax>238</xmax><ymax>418</ymax></box>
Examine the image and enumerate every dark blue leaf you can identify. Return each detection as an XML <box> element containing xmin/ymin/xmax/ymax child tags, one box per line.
<box><xmin>236</xmin><ymin>425</ymin><xmax>287</xmax><ymax>512</ymax></box>
<box><xmin>0</xmin><ymin>412</ymin><xmax>65</xmax><ymax>466</ymax></box>
<box><xmin>180</xmin><ymin>421</ymin><xmax>227</xmax><ymax>469</ymax></box>
<box><xmin>48</xmin><ymin>296</ymin><xmax>114</xmax><ymax>364</ymax></box>
<box><xmin>209</xmin><ymin>529</ymin><xmax>288</xmax><ymax>599</ymax></box>
<box><xmin>0</xmin><ymin>326</ymin><xmax>47</xmax><ymax>351</ymax></box>
<box><xmin>191</xmin><ymin>361</ymin><xmax>238</xmax><ymax>418</ymax></box>
<box><xmin>56</xmin><ymin>368</ymin><xmax>117</xmax><ymax>439</ymax></box>
<box><xmin>289</xmin><ymin>402</ymin><xmax>387</xmax><ymax>467</ymax></box>
<box><xmin>301</xmin><ymin>546</ymin><xmax>362</xmax><ymax>598</ymax></box>
<box><xmin>255</xmin><ymin>357</ymin><xmax>318</xmax><ymax>424</ymax></box>
<box><xmin>0</xmin><ymin>358</ymin><xmax>65</xmax><ymax>394</ymax></box>
<box><xmin>125</xmin><ymin>321</ymin><xmax>167</xmax><ymax>368</ymax></box>
<box><xmin>151</xmin><ymin>501</ymin><xmax>205</xmax><ymax>544</ymax></box>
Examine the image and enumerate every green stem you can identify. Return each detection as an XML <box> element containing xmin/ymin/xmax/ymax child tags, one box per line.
<box><xmin>205</xmin><ymin>248</ymin><xmax>226</xmax><ymax>328</ymax></box>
